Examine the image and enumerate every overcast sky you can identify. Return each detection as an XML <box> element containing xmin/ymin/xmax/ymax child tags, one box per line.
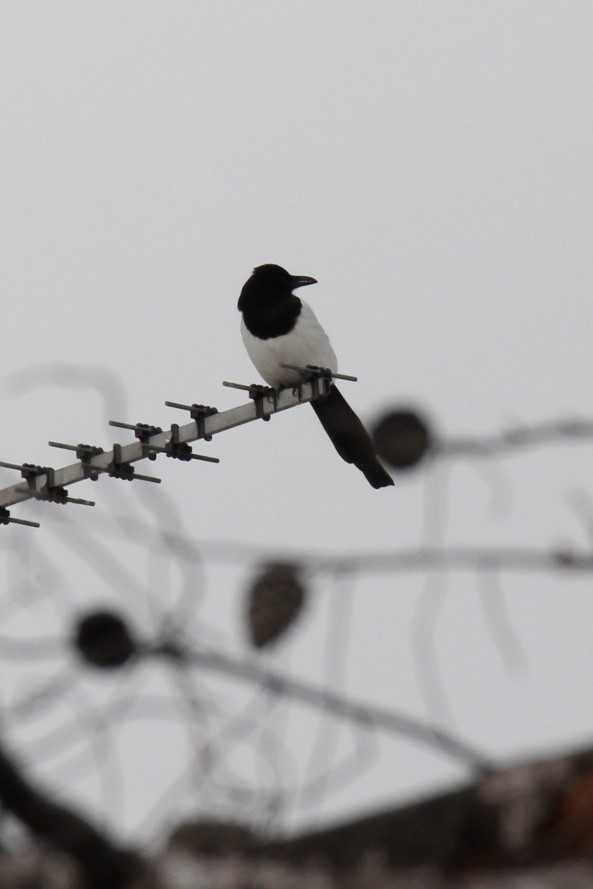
<box><xmin>1</xmin><ymin>1</ymin><xmax>593</xmax><ymax>841</ymax></box>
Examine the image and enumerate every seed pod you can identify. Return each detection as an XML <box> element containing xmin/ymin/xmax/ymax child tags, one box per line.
<box><xmin>74</xmin><ymin>610</ymin><xmax>136</xmax><ymax>669</ymax></box>
<box><xmin>246</xmin><ymin>562</ymin><xmax>306</xmax><ymax>649</ymax></box>
<box><xmin>372</xmin><ymin>408</ymin><xmax>433</xmax><ymax>470</ymax></box>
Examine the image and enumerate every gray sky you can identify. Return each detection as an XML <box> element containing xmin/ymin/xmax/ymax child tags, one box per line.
<box><xmin>1</xmin><ymin>1</ymin><xmax>593</xmax><ymax>840</ymax></box>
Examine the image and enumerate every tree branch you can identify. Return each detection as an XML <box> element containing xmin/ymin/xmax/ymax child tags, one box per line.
<box><xmin>0</xmin><ymin>740</ymin><xmax>139</xmax><ymax>888</ymax></box>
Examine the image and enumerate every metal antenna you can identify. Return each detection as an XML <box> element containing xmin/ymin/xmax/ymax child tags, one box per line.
<box><xmin>0</xmin><ymin>462</ymin><xmax>95</xmax><ymax>506</ymax></box>
<box><xmin>0</xmin><ymin>373</ymin><xmax>344</xmax><ymax>524</ymax></box>
<box><xmin>280</xmin><ymin>363</ymin><xmax>359</xmax><ymax>382</ymax></box>
<box><xmin>0</xmin><ymin>507</ymin><xmax>40</xmax><ymax>529</ymax></box>
<box><xmin>108</xmin><ymin>420</ymin><xmax>219</xmax><ymax>463</ymax></box>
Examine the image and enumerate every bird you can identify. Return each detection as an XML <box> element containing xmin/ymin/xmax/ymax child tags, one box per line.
<box><xmin>238</xmin><ymin>264</ymin><xmax>394</xmax><ymax>489</ymax></box>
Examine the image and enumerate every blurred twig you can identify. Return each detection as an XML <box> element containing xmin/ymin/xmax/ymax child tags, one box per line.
<box><xmin>183</xmin><ymin>645</ymin><xmax>490</xmax><ymax>772</ymax></box>
<box><xmin>439</xmin><ymin>417</ymin><xmax>593</xmax><ymax>457</ymax></box>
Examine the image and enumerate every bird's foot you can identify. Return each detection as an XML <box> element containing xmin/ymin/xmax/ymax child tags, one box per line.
<box><xmin>248</xmin><ymin>383</ymin><xmax>275</xmax><ymax>398</ymax></box>
<box><xmin>248</xmin><ymin>384</ymin><xmax>278</xmax><ymax>421</ymax></box>
<box><xmin>291</xmin><ymin>366</ymin><xmax>334</xmax><ymax>401</ymax></box>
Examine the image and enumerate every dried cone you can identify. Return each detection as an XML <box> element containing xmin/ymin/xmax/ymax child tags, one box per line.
<box><xmin>371</xmin><ymin>408</ymin><xmax>433</xmax><ymax>470</ymax></box>
<box><xmin>246</xmin><ymin>562</ymin><xmax>306</xmax><ymax>649</ymax></box>
<box><xmin>74</xmin><ymin>610</ymin><xmax>136</xmax><ymax>669</ymax></box>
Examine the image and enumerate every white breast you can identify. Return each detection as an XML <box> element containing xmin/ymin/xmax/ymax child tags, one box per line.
<box><xmin>241</xmin><ymin>300</ymin><xmax>338</xmax><ymax>387</ymax></box>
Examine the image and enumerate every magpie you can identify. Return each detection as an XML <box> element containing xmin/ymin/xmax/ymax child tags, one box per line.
<box><xmin>238</xmin><ymin>264</ymin><xmax>394</xmax><ymax>489</ymax></box>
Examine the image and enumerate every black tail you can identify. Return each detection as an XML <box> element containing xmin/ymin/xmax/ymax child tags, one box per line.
<box><xmin>310</xmin><ymin>386</ymin><xmax>394</xmax><ymax>489</ymax></box>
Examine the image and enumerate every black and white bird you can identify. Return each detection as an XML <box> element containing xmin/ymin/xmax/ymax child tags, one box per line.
<box><xmin>238</xmin><ymin>264</ymin><xmax>394</xmax><ymax>489</ymax></box>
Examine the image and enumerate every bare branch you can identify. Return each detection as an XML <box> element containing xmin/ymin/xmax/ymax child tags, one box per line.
<box><xmin>0</xmin><ymin>740</ymin><xmax>139</xmax><ymax>888</ymax></box>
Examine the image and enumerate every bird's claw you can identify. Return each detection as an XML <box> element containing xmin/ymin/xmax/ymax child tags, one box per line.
<box><xmin>291</xmin><ymin>366</ymin><xmax>334</xmax><ymax>401</ymax></box>
<box><xmin>248</xmin><ymin>383</ymin><xmax>275</xmax><ymax>399</ymax></box>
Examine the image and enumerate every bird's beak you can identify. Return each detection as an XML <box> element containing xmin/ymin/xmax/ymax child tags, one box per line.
<box><xmin>290</xmin><ymin>275</ymin><xmax>317</xmax><ymax>290</ymax></box>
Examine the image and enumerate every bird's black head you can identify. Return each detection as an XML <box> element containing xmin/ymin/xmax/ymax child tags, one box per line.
<box><xmin>238</xmin><ymin>264</ymin><xmax>317</xmax><ymax>311</ymax></box>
